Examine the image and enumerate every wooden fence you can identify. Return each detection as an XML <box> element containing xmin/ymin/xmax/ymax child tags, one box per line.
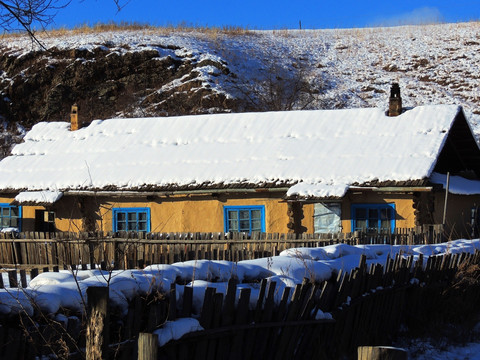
<box><xmin>0</xmin><ymin>247</ymin><xmax>478</xmax><ymax>359</ymax></box>
<box><xmin>0</xmin><ymin>226</ymin><xmax>445</xmax><ymax>268</ymax></box>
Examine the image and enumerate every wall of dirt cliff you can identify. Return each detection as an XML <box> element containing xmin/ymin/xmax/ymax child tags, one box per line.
<box><xmin>0</xmin><ymin>44</ymin><xmax>236</xmax><ymax>137</ymax></box>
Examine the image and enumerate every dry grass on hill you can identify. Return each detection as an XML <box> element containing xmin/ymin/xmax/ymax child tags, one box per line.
<box><xmin>0</xmin><ymin>21</ymin><xmax>252</xmax><ymax>40</ymax></box>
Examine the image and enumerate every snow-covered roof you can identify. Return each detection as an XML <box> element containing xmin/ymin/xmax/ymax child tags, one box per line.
<box><xmin>14</xmin><ymin>191</ymin><xmax>63</xmax><ymax>205</ymax></box>
<box><xmin>0</xmin><ymin>105</ymin><xmax>464</xmax><ymax>198</ymax></box>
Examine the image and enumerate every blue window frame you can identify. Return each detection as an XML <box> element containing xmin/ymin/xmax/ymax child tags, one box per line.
<box><xmin>224</xmin><ymin>206</ymin><xmax>265</xmax><ymax>233</ymax></box>
<box><xmin>351</xmin><ymin>203</ymin><xmax>395</xmax><ymax>233</ymax></box>
<box><xmin>0</xmin><ymin>203</ymin><xmax>21</xmax><ymax>230</ymax></box>
<box><xmin>112</xmin><ymin>207</ymin><xmax>150</xmax><ymax>232</ymax></box>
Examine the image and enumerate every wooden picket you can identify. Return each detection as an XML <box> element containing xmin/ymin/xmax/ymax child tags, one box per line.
<box><xmin>1</xmin><ymin>247</ymin><xmax>479</xmax><ymax>359</ymax></box>
<box><xmin>0</xmin><ymin>228</ymin><xmax>446</xmax><ymax>268</ymax></box>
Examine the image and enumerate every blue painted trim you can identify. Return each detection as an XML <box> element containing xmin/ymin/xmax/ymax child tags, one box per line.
<box><xmin>351</xmin><ymin>203</ymin><xmax>395</xmax><ymax>234</ymax></box>
<box><xmin>223</xmin><ymin>205</ymin><xmax>266</xmax><ymax>233</ymax></box>
<box><xmin>0</xmin><ymin>203</ymin><xmax>22</xmax><ymax>231</ymax></box>
<box><xmin>112</xmin><ymin>207</ymin><xmax>151</xmax><ymax>232</ymax></box>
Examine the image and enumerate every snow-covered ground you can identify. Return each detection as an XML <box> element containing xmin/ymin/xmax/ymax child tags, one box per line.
<box><xmin>3</xmin><ymin>238</ymin><xmax>478</xmax><ymax>316</ymax></box>
<box><xmin>1</xmin><ymin>238</ymin><xmax>480</xmax><ymax>357</ymax></box>
<box><xmin>2</xmin><ymin>22</ymin><xmax>480</xmax><ymax>135</ymax></box>
<box><xmin>400</xmin><ymin>338</ymin><xmax>480</xmax><ymax>360</ymax></box>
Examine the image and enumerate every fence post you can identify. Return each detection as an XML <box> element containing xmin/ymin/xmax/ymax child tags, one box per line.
<box><xmin>86</xmin><ymin>286</ymin><xmax>109</xmax><ymax>360</ymax></box>
<box><xmin>8</xmin><ymin>270</ymin><xmax>18</xmax><ymax>288</ymax></box>
<box><xmin>358</xmin><ymin>346</ymin><xmax>407</xmax><ymax>360</ymax></box>
<box><xmin>138</xmin><ymin>333</ymin><xmax>158</xmax><ymax>360</ymax></box>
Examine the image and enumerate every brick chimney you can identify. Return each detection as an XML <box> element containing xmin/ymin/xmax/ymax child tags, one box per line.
<box><xmin>388</xmin><ymin>83</ymin><xmax>402</xmax><ymax>116</ymax></box>
<box><xmin>70</xmin><ymin>103</ymin><xmax>80</xmax><ymax>131</ymax></box>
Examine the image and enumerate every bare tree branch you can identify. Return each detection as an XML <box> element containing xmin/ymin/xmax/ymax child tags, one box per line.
<box><xmin>0</xmin><ymin>0</ymin><xmax>129</xmax><ymax>46</ymax></box>
<box><xmin>0</xmin><ymin>0</ymin><xmax>69</xmax><ymax>31</ymax></box>
<box><xmin>112</xmin><ymin>0</ymin><xmax>129</xmax><ymax>12</ymax></box>
<box><xmin>231</xmin><ymin>56</ymin><xmax>325</xmax><ymax>112</ymax></box>
<box><xmin>0</xmin><ymin>0</ymin><xmax>69</xmax><ymax>48</ymax></box>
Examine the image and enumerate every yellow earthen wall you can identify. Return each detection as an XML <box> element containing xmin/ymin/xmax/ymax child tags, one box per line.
<box><xmin>52</xmin><ymin>193</ymin><xmax>291</xmax><ymax>233</ymax></box>
<box><xmin>11</xmin><ymin>191</ymin><xmax>477</xmax><ymax>236</ymax></box>
<box><xmin>52</xmin><ymin>196</ymin><xmax>89</xmax><ymax>232</ymax></box>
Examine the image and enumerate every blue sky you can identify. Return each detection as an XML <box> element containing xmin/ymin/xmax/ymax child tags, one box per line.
<box><xmin>52</xmin><ymin>0</ymin><xmax>480</xmax><ymax>30</ymax></box>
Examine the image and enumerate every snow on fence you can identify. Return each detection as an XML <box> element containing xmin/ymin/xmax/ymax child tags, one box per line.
<box><xmin>0</xmin><ymin>227</ymin><xmax>444</xmax><ymax>268</ymax></box>
<box><xmin>0</xmin><ymin>248</ymin><xmax>478</xmax><ymax>359</ymax></box>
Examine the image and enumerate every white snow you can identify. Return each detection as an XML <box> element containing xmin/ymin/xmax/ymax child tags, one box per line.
<box><xmin>14</xmin><ymin>190</ymin><xmax>63</xmax><ymax>204</ymax></box>
<box><xmin>3</xmin><ymin>24</ymin><xmax>480</xmax><ymax>134</ymax></box>
<box><xmin>1</xmin><ymin>238</ymin><xmax>479</xmax><ymax>318</ymax></box>
<box><xmin>0</xmin><ymin>238</ymin><xmax>479</xmax><ymax>352</ymax></box>
<box><xmin>0</xmin><ymin>105</ymin><xmax>462</xmax><ymax>198</ymax></box>
<box><xmin>153</xmin><ymin>318</ymin><xmax>204</xmax><ymax>346</ymax></box>
<box><xmin>429</xmin><ymin>172</ymin><xmax>480</xmax><ymax>195</ymax></box>
<box><xmin>398</xmin><ymin>335</ymin><xmax>480</xmax><ymax>360</ymax></box>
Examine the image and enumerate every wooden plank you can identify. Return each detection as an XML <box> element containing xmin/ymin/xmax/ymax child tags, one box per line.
<box><xmin>274</xmin><ymin>286</ymin><xmax>291</xmax><ymax>322</ymax></box>
<box><xmin>4</xmin><ymin>328</ymin><xmax>22</xmax><ymax>360</ymax></box>
<box><xmin>274</xmin><ymin>281</ymin><xmax>307</xmax><ymax>360</ymax></box>
<box><xmin>86</xmin><ymin>287</ymin><xmax>110</xmax><ymax>360</ymax></box>
<box><xmin>3</xmin><ymin>241</ymin><xmax>12</xmax><ymax>264</ymax></box>
<box><xmin>206</xmin><ymin>292</ymin><xmax>223</xmax><ymax>359</ymax></box>
<box><xmin>195</xmin><ymin>287</ymin><xmax>217</xmax><ymax>360</ymax></box>
<box><xmin>230</xmin><ymin>288</ymin><xmax>251</xmax><ymax>360</ymax></box>
<box><xmin>0</xmin><ymin>230</ymin><xmax>458</xmax><ymax>269</ymax></box>
<box><xmin>30</xmin><ymin>268</ymin><xmax>39</xmax><ymax>280</ymax></box>
<box><xmin>199</xmin><ymin>287</ymin><xmax>216</xmax><ymax>329</ymax></box>
<box><xmin>215</xmin><ymin>279</ymin><xmax>238</xmax><ymax>358</ymax></box>
<box><xmin>11</xmin><ymin>240</ymin><xmax>19</xmax><ymax>265</ymax></box>
<box><xmin>168</xmin><ymin>283</ymin><xmax>176</xmax><ymax>321</ymax></box>
<box><xmin>46</xmin><ymin>241</ymin><xmax>53</xmax><ymax>265</ymax></box>
<box><xmin>221</xmin><ymin>278</ymin><xmax>237</xmax><ymax>326</ymax></box>
<box><xmin>125</xmin><ymin>296</ymin><xmax>143</xmax><ymax>340</ymax></box>
<box><xmin>19</xmin><ymin>241</ymin><xmax>28</xmax><ymax>265</ymax></box>
<box><xmin>253</xmin><ymin>281</ymin><xmax>277</xmax><ymax>359</ymax></box>
<box><xmin>39</xmin><ymin>240</ymin><xmax>47</xmax><ymax>264</ymax></box>
<box><xmin>182</xmin><ymin>286</ymin><xmax>193</xmax><ymax>318</ymax></box>
<box><xmin>284</xmin><ymin>280</ymin><xmax>316</xmax><ymax>358</ymax></box>
<box><xmin>8</xmin><ymin>270</ymin><xmax>17</xmax><ymax>288</ymax></box>
<box><xmin>138</xmin><ymin>333</ymin><xmax>158</xmax><ymax>360</ymax></box>
<box><xmin>19</xmin><ymin>269</ymin><xmax>27</xmax><ymax>288</ymax></box>
<box><xmin>253</xmin><ymin>278</ymin><xmax>268</xmax><ymax>323</ymax></box>
<box><xmin>57</xmin><ymin>241</ymin><xmax>65</xmax><ymax>267</ymax></box>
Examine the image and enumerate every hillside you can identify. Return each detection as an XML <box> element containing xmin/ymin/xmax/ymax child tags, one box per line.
<box><xmin>0</xmin><ymin>22</ymin><xmax>480</xmax><ymax>153</ymax></box>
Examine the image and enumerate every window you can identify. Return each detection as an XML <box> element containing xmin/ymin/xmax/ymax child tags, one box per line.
<box><xmin>314</xmin><ymin>202</ymin><xmax>341</xmax><ymax>233</ymax></box>
<box><xmin>35</xmin><ymin>210</ymin><xmax>55</xmax><ymax>232</ymax></box>
<box><xmin>0</xmin><ymin>204</ymin><xmax>21</xmax><ymax>230</ymax></box>
<box><xmin>113</xmin><ymin>208</ymin><xmax>150</xmax><ymax>232</ymax></box>
<box><xmin>224</xmin><ymin>206</ymin><xmax>265</xmax><ymax>233</ymax></box>
<box><xmin>351</xmin><ymin>203</ymin><xmax>395</xmax><ymax>233</ymax></box>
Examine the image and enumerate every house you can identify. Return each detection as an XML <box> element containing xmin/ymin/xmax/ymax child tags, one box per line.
<box><xmin>0</xmin><ymin>86</ymin><xmax>480</xmax><ymax>237</ymax></box>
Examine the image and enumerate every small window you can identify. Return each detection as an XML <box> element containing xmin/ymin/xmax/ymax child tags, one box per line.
<box><xmin>314</xmin><ymin>202</ymin><xmax>341</xmax><ymax>233</ymax></box>
<box><xmin>0</xmin><ymin>204</ymin><xmax>21</xmax><ymax>230</ymax></box>
<box><xmin>113</xmin><ymin>208</ymin><xmax>150</xmax><ymax>232</ymax></box>
<box><xmin>35</xmin><ymin>210</ymin><xmax>55</xmax><ymax>232</ymax></box>
<box><xmin>224</xmin><ymin>206</ymin><xmax>265</xmax><ymax>233</ymax></box>
<box><xmin>351</xmin><ymin>203</ymin><xmax>395</xmax><ymax>233</ymax></box>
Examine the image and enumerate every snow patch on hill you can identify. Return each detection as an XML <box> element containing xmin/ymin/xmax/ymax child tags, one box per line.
<box><xmin>2</xmin><ymin>22</ymin><xmax>480</xmax><ymax>136</ymax></box>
